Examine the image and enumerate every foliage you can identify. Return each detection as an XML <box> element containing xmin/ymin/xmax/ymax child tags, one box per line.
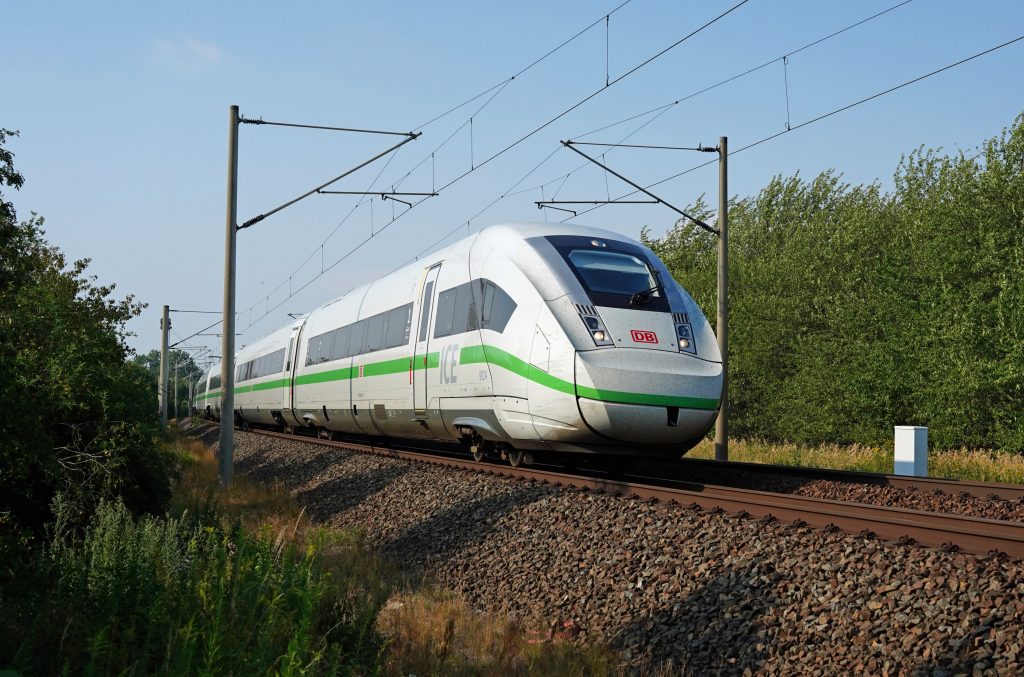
<box><xmin>2</xmin><ymin>432</ymin><xmax>616</xmax><ymax>675</ymax></box>
<box><xmin>0</xmin><ymin>130</ymin><xmax>173</xmax><ymax>576</ymax></box>
<box><xmin>645</xmin><ymin>113</ymin><xmax>1024</xmax><ymax>451</ymax></box>
<box><xmin>2</xmin><ymin>498</ymin><xmax>384</xmax><ymax>675</ymax></box>
<box><xmin>0</xmin><ymin>128</ymin><xmax>24</xmax><ymax>224</ymax></box>
<box><xmin>134</xmin><ymin>348</ymin><xmax>204</xmax><ymax>418</ymax></box>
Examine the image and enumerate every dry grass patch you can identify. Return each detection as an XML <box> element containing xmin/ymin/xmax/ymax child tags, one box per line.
<box><xmin>687</xmin><ymin>438</ymin><xmax>1024</xmax><ymax>483</ymax></box>
<box><xmin>376</xmin><ymin>589</ymin><xmax>614</xmax><ymax>677</ymax></box>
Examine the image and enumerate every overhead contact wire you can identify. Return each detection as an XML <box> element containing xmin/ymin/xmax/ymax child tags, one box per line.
<box><xmin>565</xmin><ymin>33</ymin><xmax>1024</xmax><ymax>222</ymax></box>
<box><xmin>240</xmin><ymin>0</ymin><xmax>749</xmax><ymax>335</ymax></box>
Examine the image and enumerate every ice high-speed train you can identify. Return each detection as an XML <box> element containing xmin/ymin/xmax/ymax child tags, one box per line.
<box><xmin>194</xmin><ymin>223</ymin><xmax>722</xmax><ymax>465</ymax></box>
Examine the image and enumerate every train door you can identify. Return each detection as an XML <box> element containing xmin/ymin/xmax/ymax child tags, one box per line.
<box><xmin>284</xmin><ymin>324</ymin><xmax>303</xmax><ymax>429</ymax></box>
<box><xmin>413</xmin><ymin>264</ymin><xmax>442</xmax><ymax>413</ymax></box>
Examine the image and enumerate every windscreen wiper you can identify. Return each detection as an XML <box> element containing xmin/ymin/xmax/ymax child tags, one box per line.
<box><xmin>629</xmin><ymin>285</ymin><xmax>662</xmax><ymax>306</ymax></box>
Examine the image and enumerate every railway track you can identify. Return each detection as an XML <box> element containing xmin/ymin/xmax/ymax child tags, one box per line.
<box><xmin>671</xmin><ymin>456</ymin><xmax>1024</xmax><ymax>501</ymax></box>
<box><xmin>244</xmin><ymin>428</ymin><xmax>1024</xmax><ymax>560</ymax></box>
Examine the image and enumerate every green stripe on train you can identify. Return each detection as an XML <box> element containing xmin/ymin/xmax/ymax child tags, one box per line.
<box><xmin>211</xmin><ymin>344</ymin><xmax>718</xmax><ymax>411</ymax></box>
<box><xmin>460</xmin><ymin>344</ymin><xmax>718</xmax><ymax>410</ymax></box>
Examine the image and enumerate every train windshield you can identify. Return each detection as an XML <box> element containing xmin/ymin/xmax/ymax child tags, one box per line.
<box><xmin>567</xmin><ymin>250</ymin><xmax>659</xmax><ymax>297</ymax></box>
<box><xmin>547</xmin><ymin>235</ymin><xmax>669</xmax><ymax>311</ymax></box>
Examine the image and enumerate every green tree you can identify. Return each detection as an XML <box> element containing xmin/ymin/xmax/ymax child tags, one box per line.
<box><xmin>0</xmin><ymin>130</ymin><xmax>174</xmax><ymax>573</ymax></box>
<box><xmin>645</xmin><ymin>113</ymin><xmax>1024</xmax><ymax>451</ymax></box>
<box><xmin>133</xmin><ymin>348</ymin><xmax>204</xmax><ymax>417</ymax></box>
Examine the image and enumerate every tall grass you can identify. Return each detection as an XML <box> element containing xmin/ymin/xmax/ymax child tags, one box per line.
<box><xmin>688</xmin><ymin>438</ymin><xmax>1024</xmax><ymax>483</ymax></box>
<box><xmin>7</xmin><ymin>497</ymin><xmax>384</xmax><ymax>675</ymax></box>
<box><xmin>2</xmin><ymin>430</ymin><xmax>616</xmax><ymax>675</ymax></box>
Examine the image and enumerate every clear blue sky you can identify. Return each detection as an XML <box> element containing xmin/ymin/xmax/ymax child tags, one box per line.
<box><xmin>6</xmin><ymin>0</ymin><xmax>1023</xmax><ymax>366</ymax></box>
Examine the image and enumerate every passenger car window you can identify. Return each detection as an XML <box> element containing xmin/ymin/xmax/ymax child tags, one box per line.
<box><xmin>330</xmin><ymin>327</ymin><xmax>349</xmax><ymax>361</ymax></box>
<box><xmin>386</xmin><ymin>304</ymin><xmax>412</xmax><ymax>348</ymax></box>
<box><xmin>348</xmin><ymin>320</ymin><xmax>366</xmax><ymax>357</ymax></box>
<box><xmin>319</xmin><ymin>331</ymin><xmax>335</xmax><ymax>363</ymax></box>
<box><xmin>451</xmin><ymin>283</ymin><xmax>476</xmax><ymax>334</ymax></box>
<box><xmin>365</xmin><ymin>313</ymin><xmax>385</xmax><ymax>352</ymax></box>
<box><xmin>306</xmin><ymin>335</ymin><xmax>321</xmax><ymax>366</ymax></box>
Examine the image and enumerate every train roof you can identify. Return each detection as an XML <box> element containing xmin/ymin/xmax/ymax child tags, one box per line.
<box><xmin>308</xmin><ymin>221</ymin><xmax>643</xmax><ymax>309</ymax></box>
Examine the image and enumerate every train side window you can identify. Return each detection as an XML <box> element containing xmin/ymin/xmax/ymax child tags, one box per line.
<box><xmin>434</xmin><ymin>287</ymin><xmax>457</xmax><ymax>338</ymax></box>
<box><xmin>386</xmin><ymin>304</ymin><xmax>411</xmax><ymax>348</ymax></box>
<box><xmin>452</xmin><ymin>282</ymin><xmax>476</xmax><ymax>334</ymax></box>
<box><xmin>210</xmin><ymin>375</ymin><xmax>221</xmax><ymax>390</ymax></box>
<box><xmin>319</xmin><ymin>330</ymin><xmax>336</xmax><ymax>363</ymax></box>
<box><xmin>330</xmin><ymin>326</ymin><xmax>349</xmax><ymax>361</ymax></box>
<box><xmin>481</xmin><ymin>281</ymin><xmax>495</xmax><ymax>323</ymax></box>
<box><xmin>349</xmin><ymin>320</ymin><xmax>367</xmax><ymax>357</ymax></box>
<box><xmin>307</xmin><ymin>335</ymin><xmax>322</xmax><ymax>366</ymax></box>
<box><xmin>481</xmin><ymin>280</ymin><xmax>516</xmax><ymax>333</ymax></box>
<box><xmin>365</xmin><ymin>313</ymin><xmax>386</xmax><ymax>352</ymax></box>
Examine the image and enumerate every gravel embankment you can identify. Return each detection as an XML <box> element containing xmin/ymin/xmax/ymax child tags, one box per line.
<box><xmin>649</xmin><ymin>462</ymin><xmax>1024</xmax><ymax>523</ymax></box>
<box><xmin>201</xmin><ymin>427</ymin><xmax>1024</xmax><ymax>675</ymax></box>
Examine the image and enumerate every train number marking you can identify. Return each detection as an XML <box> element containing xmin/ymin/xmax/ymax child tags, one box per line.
<box><xmin>440</xmin><ymin>343</ymin><xmax>460</xmax><ymax>384</ymax></box>
<box><xmin>630</xmin><ymin>330</ymin><xmax>658</xmax><ymax>344</ymax></box>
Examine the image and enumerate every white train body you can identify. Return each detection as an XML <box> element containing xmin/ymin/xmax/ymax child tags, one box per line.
<box><xmin>194</xmin><ymin>362</ymin><xmax>222</xmax><ymax>419</ymax></box>
<box><xmin>204</xmin><ymin>223</ymin><xmax>722</xmax><ymax>457</ymax></box>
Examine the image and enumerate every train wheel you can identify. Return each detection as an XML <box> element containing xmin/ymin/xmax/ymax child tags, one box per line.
<box><xmin>472</xmin><ymin>444</ymin><xmax>487</xmax><ymax>463</ymax></box>
<box><xmin>507</xmin><ymin>448</ymin><xmax>526</xmax><ymax>468</ymax></box>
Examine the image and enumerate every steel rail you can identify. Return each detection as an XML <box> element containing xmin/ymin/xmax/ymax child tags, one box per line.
<box><xmin>671</xmin><ymin>457</ymin><xmax>1024</xmax><ymax>501</ymax></box>
<box><xmin>244</xmin><ymin>429</ymin><xmax>1024</xmax><ymax>560</ymax></box>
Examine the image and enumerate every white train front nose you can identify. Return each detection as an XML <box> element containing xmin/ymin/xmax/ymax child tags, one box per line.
<box><xmin>574</xmin><ymin>349</ymin><xmax>721</xmax><ymax>445</ymax></box>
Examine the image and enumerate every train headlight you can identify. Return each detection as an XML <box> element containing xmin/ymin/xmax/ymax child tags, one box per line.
<box><xmin>575</xmin><ymin>304</ymin><xmax>614</xmax><ymax>346</ymax></box>
<box><xmin>676</xmin><ymin>322</ymin><xmax>696</xmax><ymax>354</ymax></box>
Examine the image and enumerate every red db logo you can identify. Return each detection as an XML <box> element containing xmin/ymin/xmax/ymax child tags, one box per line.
<box><xmin>630</xmin><ymin>330</ymin><xmax>658</xmax><ymax>344</ymax></box>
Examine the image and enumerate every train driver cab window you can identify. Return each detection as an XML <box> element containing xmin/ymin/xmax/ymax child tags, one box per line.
<box><xmin>567</xmin><ymin>250</ymin><xmax>658</xmax><ymax>297</ymax></box>
<box><xmin>479</xmin><ymin>280</ymin><xmax>517</xmax><ymax>333</ymax></box>
<box><xmin>434</xmin><ymin>287</ymin><xmax>457</xmax><ymax>338</ymax></box>
<box><xmin>548</xmin><ymin>234</ymin><xmax>670</xmax><ymax>312</ymax></box>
